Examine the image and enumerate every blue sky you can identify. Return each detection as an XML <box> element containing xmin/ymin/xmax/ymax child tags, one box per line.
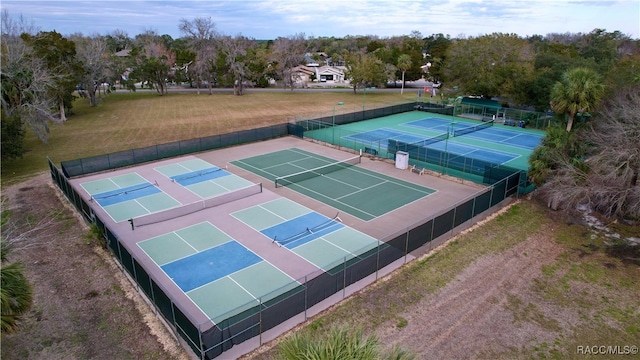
<box><xmin>2</xmin><ymin>0</ymin><xmax>638</xmax><ymax>40</ymax></box>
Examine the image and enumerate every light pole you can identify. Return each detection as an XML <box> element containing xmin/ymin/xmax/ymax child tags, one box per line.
<box><xmin>332</xmin><ymin>101</ymin><xmax>344</xmax><ymax>144</ymax></box>
<box><xmin>443</xmin><ymin>122</ymin><xmax>451</xmax><ymax>175</ymax></box>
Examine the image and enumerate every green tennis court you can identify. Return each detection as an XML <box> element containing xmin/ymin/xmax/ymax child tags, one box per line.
<box><xmin>231</xmin><ymin>148</ymin><xmax>436</xmax><ymax>221</ymax></box>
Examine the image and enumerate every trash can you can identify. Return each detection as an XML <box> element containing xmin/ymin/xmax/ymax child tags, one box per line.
<box><xmin>395</xmin><ymin>151</ymin><xmax>409</xmax><ymax>170</ymax></box>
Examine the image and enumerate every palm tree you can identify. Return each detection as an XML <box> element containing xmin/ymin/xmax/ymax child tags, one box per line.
<box><xmin>397</xmin><ymin>54</ymin><xmax>412</xmax><ymax>95</ymax></box>
<box><xmin>1</xmin><ymin>240</ymin><xmax>33</xmax><ymax>333</ymax></box>
<box><xmin>528</xmin><ymin>125</ymin><xmax>586</xmax><ymax>186</ymax></box>
<box><xmin>550</xmin><ymin>67</ymin><xmax>605</xmax><ymax>132</ymax></box>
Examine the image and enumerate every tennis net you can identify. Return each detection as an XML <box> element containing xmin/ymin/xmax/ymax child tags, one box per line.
<box><xmin>171</xmin><ymin>167</ymin><xmax>225</xmax><ymax>183</ymax></box>
<box><xmin>90</xmin><ymin>182</ymin><xmax>157</xmax><ymax>202</ymax></box>
<box><xmin>308</xmin><ymin>216</ymin><xmax>342</xmax><ymax>233</ymax></box>
<box><xmin>393</xmin><ymin>132</ymin><xmax>449</xmax><ymax>153</ymax></box>
<box><xmin>452</xmin><ymin>120</ymin><xmax>494</xmax><ymax>137</ymax></box>
<box><xmin>131</xmin><ymin>183</ymin><xmax>262</xmax><ymax>228</ymax></box>
<box><xmin>274</xmin><ymin>156</ymin><xmax>361</xmax><ymax>188</ymax></box>
<box><xmin>274</xmin><ymin>213</ymin><xmax>342</xmax><ymax>247</ymax></box>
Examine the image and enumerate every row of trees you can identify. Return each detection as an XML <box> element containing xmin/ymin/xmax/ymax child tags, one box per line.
<box><xmin>2</xmin><ymin>11</ymin><xmax>639</xmax><ymax>218</ymax></box>
<box><xmin>2</xmin><ymin>10</ymin><xmax>638</xmax><ymax>142</ymax></box>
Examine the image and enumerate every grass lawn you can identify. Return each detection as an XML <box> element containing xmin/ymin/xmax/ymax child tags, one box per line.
<box><xmin>248</xmin><ymin>201</ymin><xmax>640</xmax><ymax>359</ymax></box>
<box><xmin>1</xmin><ymin>89</ymin><xmax>417</xmax><ymax>184</ymax></box>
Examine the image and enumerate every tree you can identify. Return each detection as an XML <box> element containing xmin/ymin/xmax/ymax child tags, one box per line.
<box><xmin>21</xmin><ymin>31</ymin><xmax>81</xmax><ymax>121</ymax></box>
<box><xmin>580</xmin><ymin>87</ymin><xmax>640</xmax><ymax>217</ymax></box>
<box><xmin>397</xmin><ymin>54</ymin><xmax>412</xmax><ymax>94</ymax></box>
<box><xmin>443</xmin><ymin>33</ymin><xmax>534</xmax><ymax>100</ymax></box>
<box><xmin>575</xmin><ymin>29</ymin><xmax>625</xmax><ymax>75</ymax></box>
<box><xmin>528</xmin><ymin>124</ymin><xmax>585</xmax><ymax>187</ymax></box>
<box><xmin>399</xmin><ymin>31</ymin><xmax>426</xmax><ymax>82</ymax></box>
<box><xmin>271</xmin><ymin>33</ymin><xmax>307</xmax><ymax>90</ymax></box>
<box><xmin>343</xmin><ymin>50</ymin><xmax>386</xmax><ymax>93</ymax></box>
<box><xmin>422</xmin><ymin>33</ymin><xmax>451</xmax><ymax>83</ymax></box>
<box><xmin>129</xmin><ymin>32</ymin><xmax>175</xmax><ymax>96</ymax></box>
<box><xmin>218</xmin><ymin>35</ymin><xmax>254</xmax><ymax>96</ymax></box>
<box><xmin>104</xmin><ymin>29</ymin><xmax>132</xmax><ymax>53</ymax></box>
<box><xmin>0</xmin><ymin>240</ymin><xmax>33</xmax><ymax>334</ymax></box>
<box><xmin>0</xmin><ymin>108</ymin><xmax>25</xmax><ymax>161</ymax></box>
<box><xmin>524</xmin><ymin>40</ymin><xmax>585</xmax><ymax>111</ymax></box>
<box><xmin>1</xmin><ymin>10</ymin><xmax>60</xmax><ymax>146</ymax></box>
<box><xmin>535</xmin><ymin>87</ymin><xmax>640</xmax><ymax>219</ymax></box>
<box><xmin>247</xmin><ymin>42</ymin><xmax>273</xmax><ymax>88</ymax></box>
<box><xmin>72</xmin><ymin>34</ymin><xmax>111</xmax><ymax>106</ymax></box>
<box><xmin>277</xmin><ymin>327</ymin><xmax>415</xmax><ymax>360</ymax></box>
<box><xmin>179</xmin><ymin>17</ymin><xmax>218</xmax><ymax>94</ymax></box>
<box><xmin>550</xmin><ymin>67</ymin><xmax>605</xmax><ymax>132</ymax></box>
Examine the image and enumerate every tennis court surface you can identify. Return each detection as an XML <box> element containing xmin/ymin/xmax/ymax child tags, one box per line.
<box><xmin>60</xmin><ymin>135</ymin><xmax>487</xmax><ymax>359</ymax></box>
<box><xmin>138</xmin><ymin>220</ymin><xmax>304</xmax><ymax>324</ymax></box>
<box><xmin>303</xmin><ymin>111</ymin><xmax>543</xmax><ymax>181</ymax></box>
<box><xmin>231</xmin><ymin>148</ymin><xmax>436</xmax><ymax>221</ymax></box>
<box><xmin>232</xmin><ymin>197</ymin><xmax>383</xmax><ymax>273</ymax></box>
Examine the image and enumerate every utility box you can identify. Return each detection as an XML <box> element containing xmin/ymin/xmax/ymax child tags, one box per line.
<box><xmin>395</xmin><ymin>151</ymin><xmax>409</xmax><ymax>170</ymax></box>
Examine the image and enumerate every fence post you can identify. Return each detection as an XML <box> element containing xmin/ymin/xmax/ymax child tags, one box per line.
<box><xmin>259</xmin><ymin>297</ymin><xmax>263</xmax><ymax>345</ymax></box>
<box><xmin>404</xmin><ymin>231</ymin><xmax>409</xmax><ymax>263</ymax></box>
<box><xmin>451</xmin><ymin>204</ymin><xmax>457</xmax><ymax>236</ymax></box>
<box><xmin>304</xmin><ymin>275</ymin><xmax>308</xmax><ymax>321</ymax></box>
<box><xmin>342</xmin><ymin>256</ymin><xmax>347</xmax><ymax>298</ymax></box>
<box><xmin>429</xmin><ymin>215</ymin><xmax>435</xmax><ymax>252</ymax></box>
<box><xmin>376</xmin><ymin>241</ymin><xmax>380</xmax><ymax>280</ymax></box>
<box><xmin>488</xmin><ymin>183</ymin><xmax>495</xmax><ymax>209</ymax></box>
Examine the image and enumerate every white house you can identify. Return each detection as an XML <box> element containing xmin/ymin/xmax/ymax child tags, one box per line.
<box><xmin>315</xmin><ymin>65</ymin><xmax>347</xmax><ymax>83</ymax></box>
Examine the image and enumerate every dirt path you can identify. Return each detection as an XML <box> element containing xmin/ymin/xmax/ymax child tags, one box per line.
<box><xmin>1</xmin><ymin>173</ymin><xmax>188</xmax><ymax>360</ymax></box>
<box><xmin>374</xmin><ymin>231</ymin><xmax>565</xmax><ymax>358</ymax></box>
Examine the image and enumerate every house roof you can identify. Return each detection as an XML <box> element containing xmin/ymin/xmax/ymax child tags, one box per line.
<box><xmin>291</xmin><ymin>65</ymin><xmax>315</xmax><ymax>76</ymax></box>
<box><xmin>114</xmin><ymin>49</ymin><xmax>131</xmax><ymax>57</ymax></box>
<box><xmin>317</xmin><ymin>65</ymin><xmax>344</xmax><ymax>76</ymax></box>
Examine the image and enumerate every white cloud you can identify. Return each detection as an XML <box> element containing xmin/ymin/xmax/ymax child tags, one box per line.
<box><xmin>1</xmin><ymin>0</ymin><xmax>637</xmax><ymax>39</ymax></box>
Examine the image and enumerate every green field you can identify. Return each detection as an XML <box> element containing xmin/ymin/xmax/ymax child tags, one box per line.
<box><xmin>1</xmin><ymin>90</ymin><xmax>417</xmax><ymax>184</ymax></box>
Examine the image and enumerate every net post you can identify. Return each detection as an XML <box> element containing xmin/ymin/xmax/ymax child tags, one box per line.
<box><xmin>128</xmin><ymin>218</ymin><xmax>135</xmax><ymax>230</ymax></box>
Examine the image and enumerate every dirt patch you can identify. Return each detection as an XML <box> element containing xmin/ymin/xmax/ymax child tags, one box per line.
<box><xmin>373</xmin><ymin>231</ymin><xmax>565</xmax><ymax>358</ymax></box>
<box><xmin>1</xmin><ymin>173</ymin><xmax>188</xmax><ymax>360</ymax></box>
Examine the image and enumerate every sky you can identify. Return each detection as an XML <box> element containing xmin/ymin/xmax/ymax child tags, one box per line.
<box><xmin>2</xmin><ymin>0</ymin><xmax>639</xmax><ymax>40</ymax></box>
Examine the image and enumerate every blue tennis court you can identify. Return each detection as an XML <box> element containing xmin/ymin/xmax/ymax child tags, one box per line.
<box><xmin>138</xmin><ymin>221</ymin><xmax>302</xmax><ymax>324</ymax></box>
<box><xmin>461</xmin><ymin>127</ymin><xmax>542</xmax><ymax>150</ymax></box>
<box><xmin>260</xmin><ymin>212</ymin><xmax>344</xmax><ymax>249</ymax></box>
<box><xmin>341</xmin><ymin>128</ymin><xmax>442</xmax><ymax>151</ymax></box>
<box><xmin>427</xmin><ymin>141</ymin><xmax>518</xmax><ymax>164</ymax></box>
<box><xmin>155</xmin><ymin>158</ymin><xmax>255</xmax><ymax>198</ymax></box>
<box><xmin>344</xmin><ymin>127</ymin><xmax>518</xmax><ymax>166</ymax></box>
<box><xmin>403</xmin><ymin>117</ymin><xmax>542</xmax><ymax>150</ymax></box>
<box><xmin>91</xmin><ymin>182</ymin><xmax>160</xmax><ymax>207</ymax></box>
<box><xmin>80</xmin><ymin>173</ymin><xmax>180</xmax><ymax>222</ymax></box>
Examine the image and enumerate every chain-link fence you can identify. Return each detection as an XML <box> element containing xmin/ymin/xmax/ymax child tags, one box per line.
<box><xmin>49</xmin><ymin>154</ymin><xmax>519</xmax><ymax>359</ymax></box>
<box><xmin>48</xmin><ymin>103</ymin><xmax>527</xmax><ymax>359</ymax></box>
